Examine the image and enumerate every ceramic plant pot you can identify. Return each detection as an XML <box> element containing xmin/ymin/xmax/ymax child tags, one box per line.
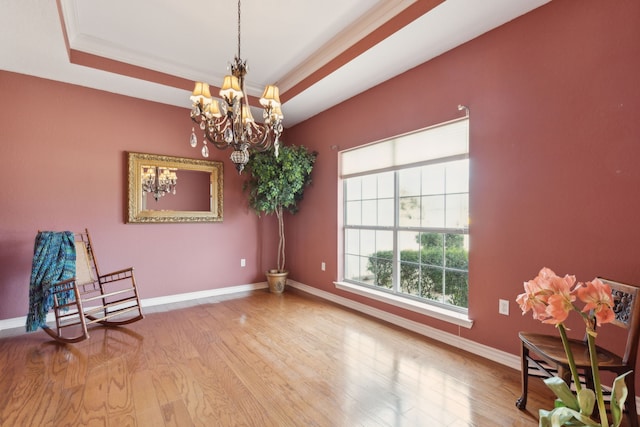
<box><xmin>266</xmin><ymin>270</ymin><xmax>288</xmax><ymax>294</ymax></box>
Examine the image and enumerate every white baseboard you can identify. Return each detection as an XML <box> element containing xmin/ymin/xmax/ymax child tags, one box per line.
<box><xmin>139</xmin><ymin>282</ymin><xmax>268</xmax><ymax>308</ymax></box>
<box><xmin>287</xmin><ymin>280</ymin><xmax>520</xmax><ymax>369</ymax></box>
<box><xmin>0</xmin><ymin>282</ymin><xmax>268</xmax><ymax>332</ymax></box>
<box><xmin>287</xmin><ymin>280</ymin><xmax>640</xmax><ymax>415</ymax></box>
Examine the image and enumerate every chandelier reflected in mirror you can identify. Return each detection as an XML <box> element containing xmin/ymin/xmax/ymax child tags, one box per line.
<box><xmin>189</xmin><ymin>0</ymin><xmax>283</xmax><ymax>173</ymax></box>
<box><xmin>141</xmin><ymin>166</ymin><xmax>178</xmax><ymax>201</ymax></box>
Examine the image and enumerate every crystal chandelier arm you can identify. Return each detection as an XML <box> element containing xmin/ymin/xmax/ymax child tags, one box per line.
<box><xmin>192</xmin><ymin>96</ymin><xmax>283</xmax><ymax>154</ymax></box>
<box><xmin>202</xmin><ymin>116</ymin><xmax>234</xmax><ymax>149</ymax></box>
<box><xmin>246</xmin><ymin>123</ymin><xmax>272</xmax><ymax>148</ymax></box>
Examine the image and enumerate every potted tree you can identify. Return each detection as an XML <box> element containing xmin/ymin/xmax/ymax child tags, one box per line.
<box><xmin>244</xmin><ymin>144</ymin><xmax>317</xmax><ymax>293</ymax></box>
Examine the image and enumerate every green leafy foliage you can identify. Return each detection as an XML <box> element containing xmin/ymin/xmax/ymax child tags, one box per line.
<box><xmin>367</xmin><ymin>232</ymin><xmax>468</xmax><ymax>308</ymax></box>
<box><xmin>610</xmin><ymin>371</ymin><xmax>631</xmax><ymax>425</ymax></box>
<box><xmin>544</xmin><ymin>377</ymin><xmax>580</xmax><ymax>412</ymax></box>
<box><xmin>244</xmin><ymin>145</ymin><xmax>317</xmax><ymax>216</ymax></box>
<box><xmin>540</xmin><ymin>370</ymin><xmax>629</xmax><ymax>426</ymax></box>
<box><xmin>244</xmin><ymin>145</ymin><xmax>317</xmax><ymax>272</ymax></box>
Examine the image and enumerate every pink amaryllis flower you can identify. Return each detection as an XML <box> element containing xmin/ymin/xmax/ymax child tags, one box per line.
<box><xmin>516</xmin><ymin>268</ymin><xmax>627</xmax><ymax>426</ymax></box>
<box><xmin>516</xmin><ymin>268</ymin><xmax>577</xmax><ymax>323</ymax></box>
<box><xmin>537</xmin><ymin>267</ymin><xmax>558</xmax><ymax>282</ymax></box>
<box><xmin>516</xmin><ymin>277</ymin><xmax>550</xmax><ymax>320</ymax></box>
<box><xmin>542</xmin><ymin>273</ymin><xmax>577</xmax><ymax>325</ymax></box>
<box><xmin>516</xmin><ymin>267</ymin><xmax>558</xmax><ymax>319</ymax></box>
<box><xmin>576</xmin><ymin>278</ymin><xmax>615</xmax><ymax>326</ymax></box>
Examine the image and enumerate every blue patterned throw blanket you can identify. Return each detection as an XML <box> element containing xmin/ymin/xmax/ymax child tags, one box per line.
<box><xmin>26</xmin><ymin>231</ymin><xmax>76</xmax><ymax>332</ymax></box>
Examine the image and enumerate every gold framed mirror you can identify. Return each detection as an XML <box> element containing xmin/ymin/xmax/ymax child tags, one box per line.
<box><xmin>127</xmin><ymin>152</ymin><xmax>223</xmax><ymax>223</ymax></box>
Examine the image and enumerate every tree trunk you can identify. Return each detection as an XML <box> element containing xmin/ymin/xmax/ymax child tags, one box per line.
<box><xmin>275</xmin><ymin>205</ymin><xmax>285</xmax><ymax>272</ymax></box>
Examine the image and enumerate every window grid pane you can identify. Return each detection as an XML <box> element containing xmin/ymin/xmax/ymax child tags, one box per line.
<box><xmin>342</xmin><ymin>119</ymin><xmax>469</xmax><ymax>312</ymax></box>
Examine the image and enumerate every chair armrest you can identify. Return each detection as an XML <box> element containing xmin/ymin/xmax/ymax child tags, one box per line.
<box><xmin>49</xmin><ymin>277</ymin><xmax>78</xmax><ymax>294</ymax></box>
<box><xmin>51</xmin><ymin>277</ymin><xmax>77</xmax><ymax>287</ymax></box>
<box><xmin>98</xmin><ymin>267</ymin><xmax>135</xmax><ymax>284</ymax></box>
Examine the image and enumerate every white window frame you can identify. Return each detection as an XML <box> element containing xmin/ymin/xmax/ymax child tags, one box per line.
<box><xmin>335</xmin><ymin>117</ymin><xmax>473</xmax><ymax>328</ymax></box>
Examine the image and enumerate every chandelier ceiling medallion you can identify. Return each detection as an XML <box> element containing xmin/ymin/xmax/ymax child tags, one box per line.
<box><xmin>141</xmin><ymin>166</ymin><xmax>178</xmax><ymax>201</ymax></box>
<box><xmin>189</xmin><ymin>0</ymin><xmax>284</xmax><ymax>173</ymax></box>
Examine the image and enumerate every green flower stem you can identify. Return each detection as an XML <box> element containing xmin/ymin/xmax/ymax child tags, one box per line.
<box><xmin>587</xmin><ymin>332</ymin><xmax>608</xmax><ymax>426</ymax></box>
<box><xmin>558</xmin><ymin>324</ymin><xmax>582</xmax><ymax>393</ymax></box>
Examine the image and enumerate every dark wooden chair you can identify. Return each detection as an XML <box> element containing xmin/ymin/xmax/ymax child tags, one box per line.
<box><xmin>43</xmin><ymin>229</ymin><xmax>144</xmax><ymax>343</ymax></box>
<box><xmin>516</xmin><ymin>277</ymin><xmax>640</xmax><ymax>427</ymax></box>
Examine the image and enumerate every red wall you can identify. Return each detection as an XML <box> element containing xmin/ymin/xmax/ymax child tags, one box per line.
<box><xmin>286</xmin><ymin>0</ymin><xmax>640</xmax><ymax>377</ymax></box>
<box><xmin>0</xmin><ymin>71</ymin><xmax>278</xmax><ymax>320</ymax></box>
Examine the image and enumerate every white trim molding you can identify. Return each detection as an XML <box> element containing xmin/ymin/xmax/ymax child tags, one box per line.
<box><xmin>287</xmin><ymin>280</ymin><xmax>640</xmax><ymax>415</ymax></box>
<box><xmin>140</xmin><ymin>282</ymin><xmax>267</xmax><ymax>308</ymax></box>
<box><xmin>334</xmin><ymin>280</ymin><xmax>474</xmax><ymax>329</ymax></box>
<box><xmin>0</xmin><ymin>282</ymin><xmax>267</xmax><ymax>332</ymax></box>
<box><xmin>288</xmin><ymin>280</ymin><xmax>514</xmax><ymax>369</ymax></box>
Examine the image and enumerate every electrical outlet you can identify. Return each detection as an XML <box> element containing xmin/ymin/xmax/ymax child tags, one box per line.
<box><xmin>240</xmin><ymin>258</ymin><xmax>246</xmax><ymax>267</ymax></box>
<box><xmin>499</xmin><ymin>299</ymin><xmax>509</xmax><ymax>315</ymax></box>
<box><xmin>321</xmin><ymin>262</ymin><xmax>326</xmax><ymax>271</ymax></box>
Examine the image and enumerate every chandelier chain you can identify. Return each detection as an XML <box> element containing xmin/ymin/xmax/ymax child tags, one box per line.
<box><xmin>237</xmin><ymin>0</ymin><xmax>241</xmax><ymax>59</ymax></box>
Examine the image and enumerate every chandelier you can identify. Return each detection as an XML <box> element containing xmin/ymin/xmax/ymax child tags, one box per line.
<box><xmin>141</xmin><ymin>166</ymin><xmax>178</xmax><ymax>201</ymax></box>
<box><xmin>189</xmin><ymin>0</ymin><xmax>284</xmax><ymax>173</ymax></box>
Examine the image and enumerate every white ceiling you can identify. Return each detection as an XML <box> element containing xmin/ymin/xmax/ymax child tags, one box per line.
<box><xmin>1</xmin><ymin>0</ymin><xmax>550</xmax><ymax>127</ymax></box>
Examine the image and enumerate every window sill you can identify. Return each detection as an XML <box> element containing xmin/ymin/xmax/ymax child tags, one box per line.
<box><xmin>334</xmin><ymin>281</ymin><xmax>474</xmax><ymax>329</ymax></box>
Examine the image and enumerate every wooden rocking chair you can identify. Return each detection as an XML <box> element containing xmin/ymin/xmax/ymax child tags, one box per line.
<box><xmin>43</xmin><ymin>229</ymin><xmax>144</xmax><ymax>343</ymax></box>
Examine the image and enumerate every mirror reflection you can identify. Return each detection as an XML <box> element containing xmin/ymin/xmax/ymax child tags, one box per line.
<box><xmin>128</xmin><ymin>152</ymin><xmax>223</xmax><ymax>223</ymax></box>
<box><xmin>141</xmin><ymin>166</ymin><xmax>178</xmax><ymax>202</ymax></box>
<box><xmin>141</xmin><ymin>168</ymin><xmax>213</xmax><ymax>212</ymax></box>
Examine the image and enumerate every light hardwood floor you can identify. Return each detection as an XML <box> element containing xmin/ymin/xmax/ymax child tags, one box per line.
<box><xmin>0</xmin><ymin>289</ymin><xmax>634</xmax><ymax>426</ymax></box>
